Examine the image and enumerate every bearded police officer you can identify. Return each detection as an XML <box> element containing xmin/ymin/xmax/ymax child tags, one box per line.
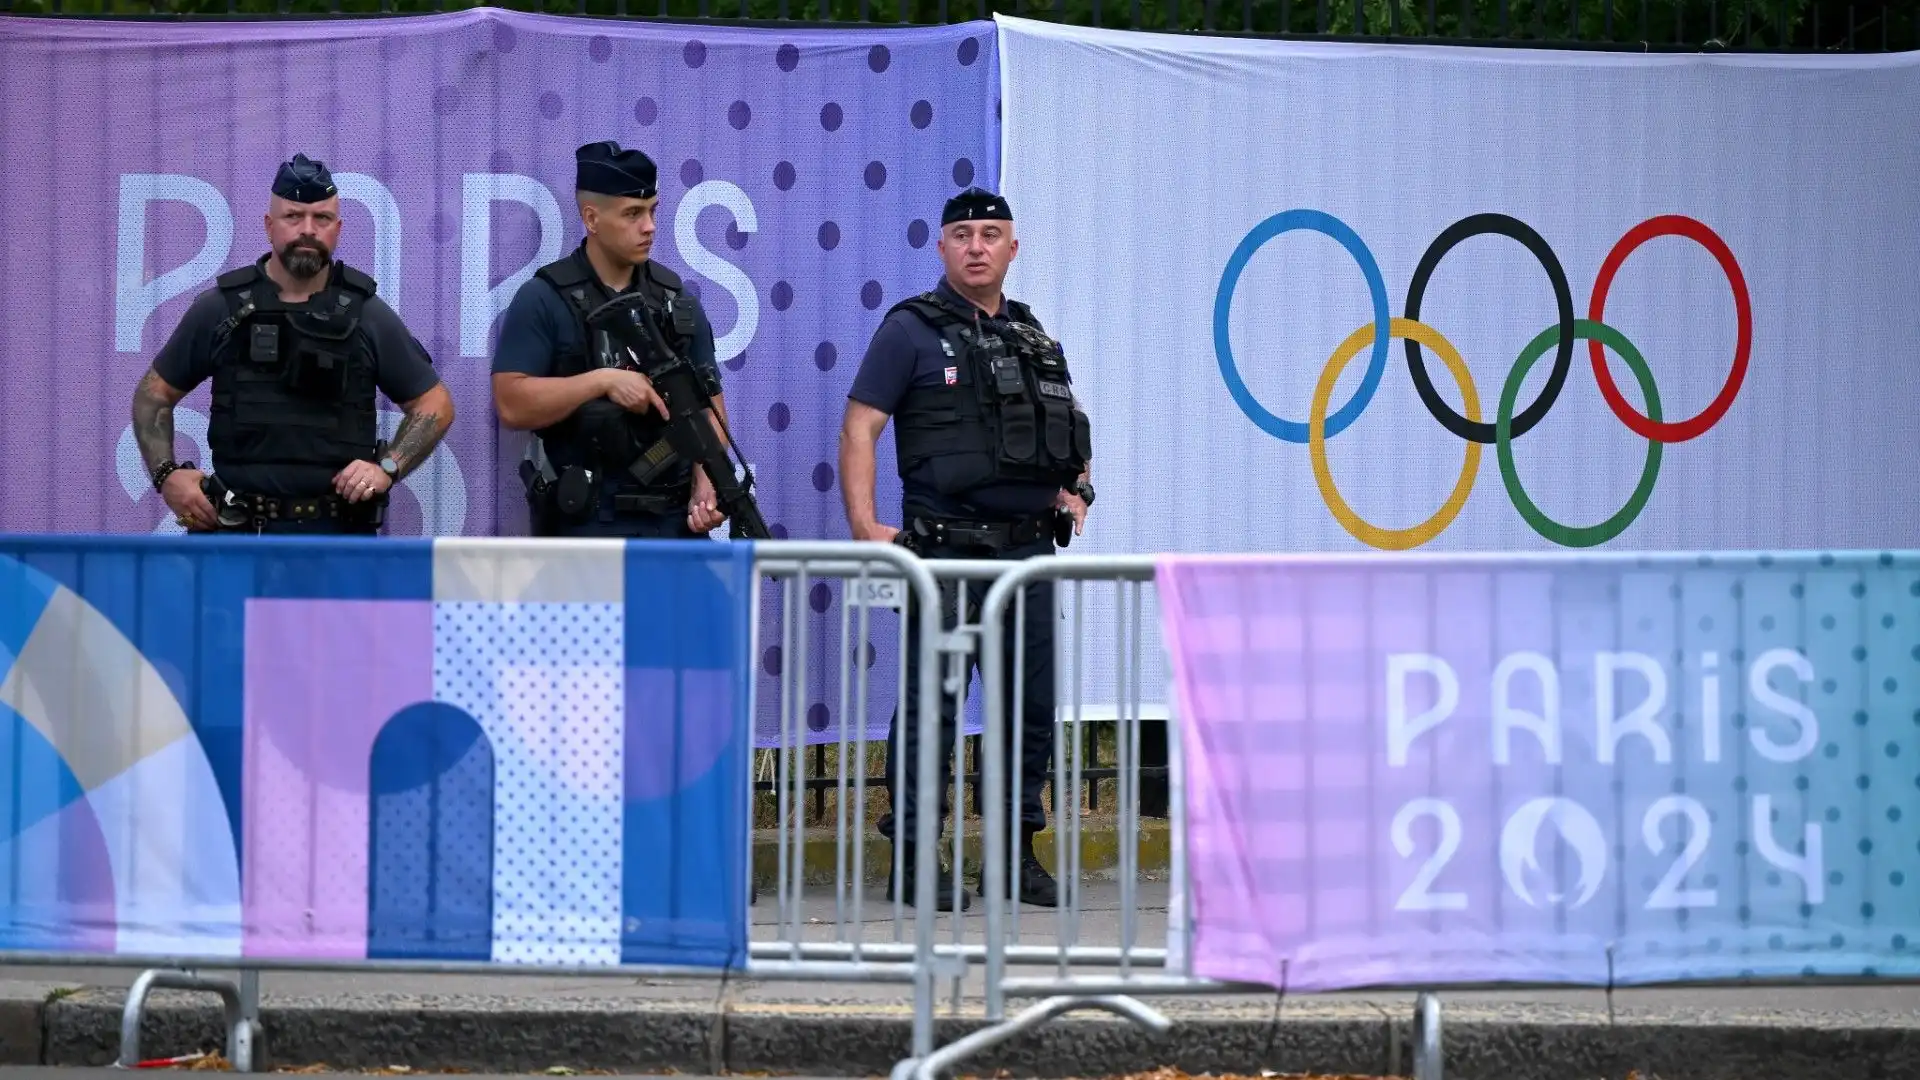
<box><xmin>839</xmin><ymin>188</ymin><xmax>1094</xmax><ymax>910</ymax></box>
<box><xmin>132</xmin><ymin>154</ymin><xmax>453</xmax><ymax>535</ymax></box>
<box><xmin>491</xmin><ymin>140</ymin><xmax>730</xmax><ymax>539</ymax></box>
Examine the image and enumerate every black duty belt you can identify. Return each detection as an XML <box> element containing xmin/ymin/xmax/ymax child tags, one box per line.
<box><xmin>219</xmin><ymin>491</ymin><xmax>383</xmax><ymax>528</ymax></box>
<box><xmin>906</xmin><ymin>512</ymin><xmax>1052</xmax><ymax>551</ymax></box>
<box><xmin>609</xmin><ymin>487</ymin><xmax>688</xmax><ymax>517</ymax></box>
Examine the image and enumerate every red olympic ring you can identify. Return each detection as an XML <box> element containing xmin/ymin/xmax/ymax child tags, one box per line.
<box><xmin>1587</xmin><ymin>214</ymin><xmax>1753</xmax><ymax>443</ymax></box>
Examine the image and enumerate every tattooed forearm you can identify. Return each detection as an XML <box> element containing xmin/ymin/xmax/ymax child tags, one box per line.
<box><xmin>132</xmin><ymin>368</ymin><xmax>182</xmax><ymax>473</ymax></box>
<box><xmin>388</xmin><ymin>408</ymin><xmax>450</xmax><ymax>479</ymax></box>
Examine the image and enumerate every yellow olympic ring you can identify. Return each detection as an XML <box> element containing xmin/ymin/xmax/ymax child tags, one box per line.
<box><xmin>1309</xmin><ymin>317</ymin><xmax>1482</xmax><ymax>551</ymax></box>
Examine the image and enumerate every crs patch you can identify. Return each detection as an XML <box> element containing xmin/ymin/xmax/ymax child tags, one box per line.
<box><xmin>944</xmin><ymin>366</ymin><xmax>958</xmax><ymax>385</ymax></box>
<box><xmin>1038</xmin><ymin>380</ymin><xmax>1072</xmax><ymax>400</ymax></box>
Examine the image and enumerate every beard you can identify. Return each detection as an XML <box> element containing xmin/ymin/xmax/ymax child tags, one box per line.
<box><xmin>279</xmin><ymin>239</ymin><xmax>332</xmax><ymax>279</ymax></box>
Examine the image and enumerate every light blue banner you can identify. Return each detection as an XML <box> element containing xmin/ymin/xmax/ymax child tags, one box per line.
<box><xmin>0</xmin><ymin>535</ymin><xmax>752</xmax><ymax>969</ymax></box>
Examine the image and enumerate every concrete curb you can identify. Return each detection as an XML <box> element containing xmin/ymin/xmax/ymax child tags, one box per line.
<box><xmin>33</xmin><ymin>989</ymin><xmax>1920</xmax><ymax>1079</ymax></box>
<box><xmin>752</xmin><ymin>821</ymin><xmax>1171</xmax><ymax>888</ymax></box>
<box><xmin>0</xmin><ymin>993</ymin><xmax>45</xmax><ymax>1064</ymax></box>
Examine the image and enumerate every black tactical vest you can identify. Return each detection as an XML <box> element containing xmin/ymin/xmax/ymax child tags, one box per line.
<box><xmin>207</xmin><ymin>259</ymin><xmax>379</xmax><ymax>477</ymax></box>
<box><xmin>531</xmin><ymin>247</ymin><xmax>696</xmax><ymax>489</ymax></box>
<box><xmin>891</xmin><ymin>291</ymin><xmax>1092</xmax><ymax>497</ymax></box>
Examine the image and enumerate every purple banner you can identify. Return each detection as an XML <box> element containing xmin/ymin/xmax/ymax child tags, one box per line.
<box><xmin>0</xmin><ymin>9</ymin><xmax>1000</xmax><ymax>747</ymax></box>
<box><xmin>1159</xmin><ymin>552</ymin><xmax>1920</xmax><ymax>992</ymax></box>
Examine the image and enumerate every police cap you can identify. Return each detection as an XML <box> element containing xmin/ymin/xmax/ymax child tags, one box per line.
<box><xmin>576</xmin><ymin>140</ymin><xmax>659</xmax><ymax>199</ymax></box>
<box><xmin>272</xmin><ymin>153</ymin><xmax>337</xmax><ymax>204</ymax></box>
<box><xmin>942</xmin><ymin>187</ymin><xmax>1011</xmax><ymax>226</ymax></box>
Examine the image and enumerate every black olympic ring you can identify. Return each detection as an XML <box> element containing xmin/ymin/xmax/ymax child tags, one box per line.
<box><xmin>1403</xmin><ymin>213</ymin><xmax>1575</xmax><ymax>445</ymax></box>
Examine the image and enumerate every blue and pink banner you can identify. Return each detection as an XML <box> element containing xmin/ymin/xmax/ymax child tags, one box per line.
<box><xmin>0</xmin><ymin>8</ymin><xmax>1000</xmax><ymax>749</ymax></box>
<box><xmin>0</xmin><ymin>535</ymin><xmax>751</xmax><ymax>968</ymax></box>
<box><xmin>1160</xmin><ymin>550</ymin><xmax>1920</xmax><ymax>990</ymax></box>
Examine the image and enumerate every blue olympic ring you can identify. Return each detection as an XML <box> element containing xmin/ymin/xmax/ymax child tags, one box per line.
<box><xmin>1211</xmin><ymin>209</ymin><xmax>1391</xmax><ymax>444</ymax></box>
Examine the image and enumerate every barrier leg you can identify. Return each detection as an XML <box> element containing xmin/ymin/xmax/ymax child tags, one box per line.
<box><xmin>117</xmin><ymin>968</ymin><xmax>256</xmax><ymax>1073</ymax></box>
<box><xmin>1412</xmin><ymin>991</ymin><xmax>1443</xmax><ymax>1080</ymax></box>
<box><xmin>891</xmin><ymin>995</ymin><xmax>1172</xmax><ymax>1080</ymax></box>
<box><xmin>238</xmin><ymin>968</ymin><xmax>265</xmax><ymax>1069</ymax></box>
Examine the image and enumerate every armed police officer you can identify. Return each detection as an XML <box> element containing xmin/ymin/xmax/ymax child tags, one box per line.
<box><xmin>491</xmin><ymin>140</ymin><xmax>735</xmax><ymax>539</ymax></box>
<box><xmin>839</xmin><ymin>188</ymin><xmax>1094</xmax><ymax>911</ymax></box>
<box><xmin>132</xmin><ymin>154</ymin><xmax>453</xmax><ymax>535</ymax></box>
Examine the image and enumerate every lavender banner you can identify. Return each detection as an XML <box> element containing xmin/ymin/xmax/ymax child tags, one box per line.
<box><xmin>1159</xmin><ymin>551</ymin><xmax>1920</xmax><ymax>992</ymax></box>
<box><xmin>0</xmin><ymin>8</ymin><xmax>1000</xmax><ymax>748</ymax></box>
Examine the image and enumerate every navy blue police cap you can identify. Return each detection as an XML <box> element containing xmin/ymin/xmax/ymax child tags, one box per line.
<box><xmin>576</xmin><ymin>140</ymin><xmax>658</xmax><ymax>199</ymax></box>
<box><xmin>272</xmin><ymin>153</ymin><xmax>337</xmax><ymax>203</ymax></box>
<box><xmin>942</xmin><ymin>187</ymin><xmax>1011</xmax><ymax>226</ymax></box>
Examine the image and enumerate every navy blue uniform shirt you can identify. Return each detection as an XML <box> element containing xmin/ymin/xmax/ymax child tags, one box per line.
<box><xmin>492</xmin><ymin>253</ymin><xmax>721</xmax><ymax>391</ymax></box>
<box><xmin>848</xmin><ymin>277</ymin><xmax>1068</xmax><ymax>522</ymax></box>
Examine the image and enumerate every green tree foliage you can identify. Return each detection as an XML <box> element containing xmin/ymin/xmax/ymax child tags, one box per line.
<box><xmin>2</xmin><ymin>0</ymin><xmax>1910</xmax><ymax>53</ymax></box>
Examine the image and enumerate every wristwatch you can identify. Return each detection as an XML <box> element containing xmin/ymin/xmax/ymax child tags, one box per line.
<box><xmin>1073</xmin><ymin>478</ymin><xmax>1096</xmax><ymax>506</ymax></box>
<box><xmin>379</xmin><ymin>457</ymin><xmax>398</xmax><ymax>479</ymax></box>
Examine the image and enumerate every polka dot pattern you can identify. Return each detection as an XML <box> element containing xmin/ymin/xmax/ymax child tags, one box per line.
<box><xmin>37</xmin><ymin>12</ymin><xmax>999</xmax><ymax>752</ymax></box>
<box><xmin>368</xmin><ymin>703</ymin><xmax>495</xmax><ymax>961</ymax></box>
<box><xmin>434</xmin><ymin>602</ymin><xmax>625</xmax><ymax>966</ymax></box>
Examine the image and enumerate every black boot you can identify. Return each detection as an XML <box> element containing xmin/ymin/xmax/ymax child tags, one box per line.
<box><xmin>886</xmin><ymin>843</ymin><xmax>973</xmax><ymax>912</ymax></box>
<box><xmin>1010</xmin><ymin>827</ymin><xmax>1061</xmax><ymax>908</ymax></box>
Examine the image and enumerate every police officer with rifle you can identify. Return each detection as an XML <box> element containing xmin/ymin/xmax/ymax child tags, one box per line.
<box><xmin>492</xmin><ymin>140</ymin><xmax>763</xmax><ymax>540</ymax></box>
<box><xmin>839</xmin><ymin>188</ymin><xmax>1094</xmax><ymax>911</ymax></box>
<box><xmin>132</xmin><ymin>153</ymin><xmax>453</xmax><ymax>536</ymax></box>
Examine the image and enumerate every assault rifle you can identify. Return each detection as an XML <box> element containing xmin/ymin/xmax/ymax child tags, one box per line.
<box><xmin>583</xmin><ymin>290</ymin><xmax>772</xmax><ymax>541</ymax></box>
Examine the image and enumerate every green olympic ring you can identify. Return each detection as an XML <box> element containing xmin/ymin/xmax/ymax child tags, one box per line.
<box><xmin>1497</xmin><ymin>319</ymin><xmax>1663</xmax><ymax>549</ymax></box>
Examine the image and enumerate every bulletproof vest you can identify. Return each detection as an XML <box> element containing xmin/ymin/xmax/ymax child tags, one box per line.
<box><xmin>532</xmin><ymin>249</ymin><xmax>696</xmax><ymax>489</ymax></box>
<box><xmin>891</xmin><ymin>291</ymin><xmax>1092</xmax><ymax>498</ymax></box>
<box><xmin>206</xmin><ymin>260</ymin><xmax>379</xmax><ymax>478</ymax></box>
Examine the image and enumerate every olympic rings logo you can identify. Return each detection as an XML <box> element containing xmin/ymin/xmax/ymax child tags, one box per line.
<box><xmin>1212</xmin><ymin>209</ymin><xmax>1753</xmax><ymax>550</ymax></box>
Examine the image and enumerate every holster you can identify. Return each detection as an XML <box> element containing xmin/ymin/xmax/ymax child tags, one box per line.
<box><xmin>521</xmin><ymin>458</ymin><xmax>596</xmax><ymax>534</ymax></box>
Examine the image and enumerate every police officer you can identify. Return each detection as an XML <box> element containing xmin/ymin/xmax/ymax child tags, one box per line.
<box><xmin>491</xmin><ymin>140</ymin><xmax>730</xmax><ymax>539</ymax></box>
<box><xmin>839</xmin><ymin>188</ymin><xmax>1094</xmax><ymax>910</ymax></box>
<box><xmin>132</xmin><ymin>154</ymin><xmax>453</xmax><ymax>535</ymax></box>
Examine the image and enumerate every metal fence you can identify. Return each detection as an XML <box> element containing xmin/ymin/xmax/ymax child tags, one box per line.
<box><xmin>743</xmin><ymin>543</ymin><xmax>963</xmax><ymax>1060</ymax></box>
<box><xmin>0</xmin><ymin>0</ymin><xmax>1912</xmax><ymax>53</ymax></box>
<box><xmin>12</xmin><ymin>539</ymin><xmax>1911</xmax><ymax>1080</ymax></box>
<box><xmin>69</xmin><ymin>541</ymin><xmax>1205</xmax><ymax>1074</ymax></box>
<box><xmin>0</xmin><ymin>538</ymin><xmax>956</xmax><ymax>1073</ymax></box>
<box><xmin>76</xmin><ymin>540</ymin><xmax>1175</xmax><ymax>1074</ymax></box>
<box><xmin>878</xmin><ymin>548</ymin><xmax>1920</xmax><ymax>1080</ymax></box>
<box><xmin>896</xmin><ymin>554</ymin><xmax>1250</xmax><ymax>1080</ymax></box>
<box><xmin>748</xmin><ymin>544</ymin><xmax>1205</xmax><ymax>1079</ymax></box>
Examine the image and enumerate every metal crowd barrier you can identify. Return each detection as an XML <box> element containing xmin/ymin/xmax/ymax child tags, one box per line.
<box><xmin>879</xmin><ymin>547</ymin><xmax>1920</xmax><ymax>1080</ymax></box>
<box><xmin>40</xmin><ymin>538</ymin><xmax>1893</xmax><ymax>1080</ymax></box>
<box><xmin>889</xmin><ymin>553</ymin><xmax>1238</xmax><ymax>1080</ymax></box>
<box><xmin>0</xmin><ymin>536</ymin><xmax>958</xmax><ymax>1071</ymax></box>
<box><xmin>59</xmin><ymin>537</ymin><xmax>1450</xmax><ymax>1078</ymax></box>
<box><xmin>746</xmin><ymin>544</ymin><xmax>975</xmax><ymax>1056</ymax></box>
<box><xmin>750</xmin><ymin>545</ymin><xmax>1194</xmax><ymax>1078</ymax></box>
